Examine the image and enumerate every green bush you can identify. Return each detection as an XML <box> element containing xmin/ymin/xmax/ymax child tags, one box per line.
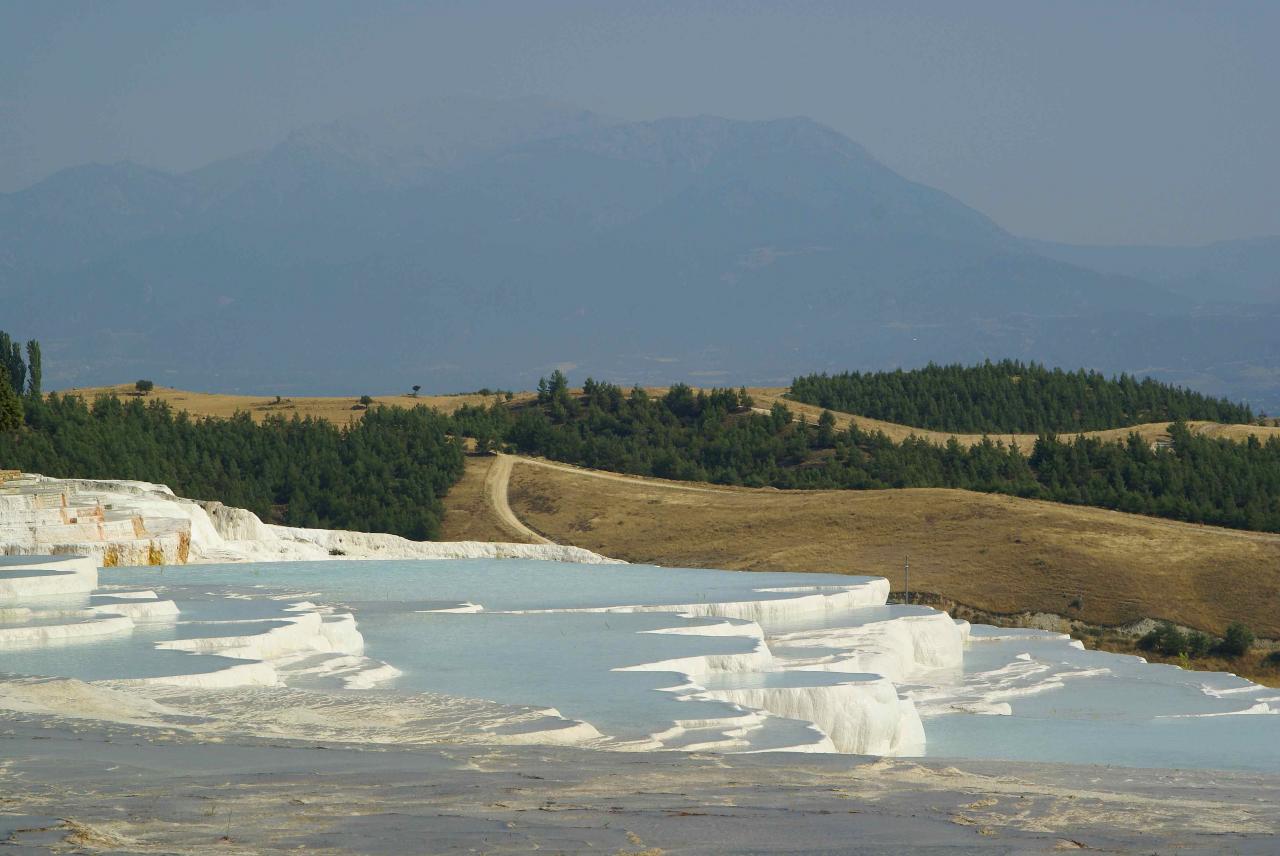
<box><xmin>1216</xmin><ymin>622</ymin><xmax>1255</xmax><ymax>658</ymax></box>
<box><xmin>1185</xmin><ymin>631</ymin><xmax>1213</xmax><ymax>658</ymax></box>
<box><xmin>1139</xmin><ymin>622</ymin><xmax>1187</xmax><ymax>657</ymax></box>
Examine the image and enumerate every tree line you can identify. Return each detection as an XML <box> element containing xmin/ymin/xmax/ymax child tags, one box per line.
<box><xmin>4</xmin><ymin>333</ymin><xmax>1278</xmax><ymax>539</ymax></box>
<box><xmin>452</xmin><ymin>371</ymin><xmax>1280</xmax><ymax>533</ymax></box>
<box><xmin>789</xmin><ymin>360</ymin><xmax>1255</xmax><ymax>433</ymax></box>
<box><xmin>1</xmin><ymin>391</ymin><xmax>463</xmax><ymax>540</ymax></box>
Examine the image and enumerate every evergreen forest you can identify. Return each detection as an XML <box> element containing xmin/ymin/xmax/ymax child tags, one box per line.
<box><xmin>789</xmin><ymin>361</ymin><xmax>1255</xmax><ymax>433</ymax></box>
<box><xmin>452</xmin><ymin>371</ymin><xmax>1280</xmax><ymax>533</ymax></box>
<box><xmin>3</xmin><ymin>332</ymin><xmax>1278</xmax><ymax>539</ymax></box>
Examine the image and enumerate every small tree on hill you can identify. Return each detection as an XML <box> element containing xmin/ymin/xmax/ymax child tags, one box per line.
<box><xmin>473</xmin><ymin>425</ymin><xmax>496</xmax><ymax>455</ymax></box>
<box><xmin>135</xmin><ymin>379</ymin><xmax>154</xmax><ymax>396</ymax></box>
<box><xmin>411</xmin><ymin>385</ymin><xmax>421</xmax><ymax>397</ymax></box>
<box><xmin>817</xmin><ymin>409</ymin><xmax>837</xmax><ymax>447</ymax></box>
<box><xmin>359</xmin><ymin>395</ymin><xmax>374</xmax><ymax>407</ymax></box>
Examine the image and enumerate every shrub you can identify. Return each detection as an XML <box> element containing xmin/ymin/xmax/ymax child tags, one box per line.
<box><xmin>1216</xmin><ymin>622</ymin><xmax>1255</xmax><ymax>658</ymax></box>
<box><xmin>135</xmin><ymin>379</ymin><xmax>154</xmax><ymax>395</ymax></box>
<box><xmin>1265</xmin><ymin>651</ymin><xmax>1280</xmax><ymax>667</ymax></box>
<box><xmin>1139</xmin><ymin>621</ymin><xmax>1187</xmax><ymax>656</ymax></box>
<box><xmin>1185</xmin><ymin>631</ymin><xmax>1213</xmax><ymax>657</ymax></box>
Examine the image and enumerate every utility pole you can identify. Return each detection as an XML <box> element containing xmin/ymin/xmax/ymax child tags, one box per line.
<box><xmin>903</xmin><ymin>555</ymin><xmax>909</xmax><ymax>604</ymax></box>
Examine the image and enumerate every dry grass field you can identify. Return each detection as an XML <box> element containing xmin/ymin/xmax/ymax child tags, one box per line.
<box><xmin>489</xmin><ymin>456</ymin><xmax>1280</xmax><ymax>638</ymax></box>
<box><xmin>62</xmin><ymin>383</ymin><xmax>534</xmax><ymax>425</ymax></box>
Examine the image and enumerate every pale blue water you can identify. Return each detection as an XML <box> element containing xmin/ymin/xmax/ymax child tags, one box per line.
<box><xmin>99</xmin><ymin>560</ymin><xmax>858</xmax><ymax>742</ymax></box>
<box><xmin>104</xmin><ymin>559</ymin><xmax>876</xmax><ymax>612</ymax></box>
<box><xmin>3</xmin><ymin>559</ymin><xmax>1277</xmax><ymax>771</ymax></box>
<box><xmin>921</xmin><ymin>627</ymin><xmax>1280</xmax><ymax>772</ymax></box>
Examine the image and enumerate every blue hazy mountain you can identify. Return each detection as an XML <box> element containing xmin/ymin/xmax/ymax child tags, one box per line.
<box><xmin>1026</xmin><ymin>236</ymin><xmax>1280</xmax><ymax>307</ymax></box>
<box><xmin>3</xmin><ymin>97</ymin><xmax>1275</xmax><ymax>410</ymax></box>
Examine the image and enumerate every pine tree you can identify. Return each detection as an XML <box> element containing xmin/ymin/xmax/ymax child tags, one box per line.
<box><xmin>816</xmin><ymin>409</ymin><xmax>837</xmax><ymax>447</ymax></box>
<box><xmin>0</xmin><ymin>332</ymin><xmax>26</xmax><ymax>395</ymax></box>
<box><xmin>25</xmin><ymin>340</ymin><xmax>41</xmax><ymax>397</ymax></box>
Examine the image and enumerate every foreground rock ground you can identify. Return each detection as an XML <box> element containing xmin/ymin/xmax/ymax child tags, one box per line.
<box><xmin>3</xmin><ymin>709</ymin><xmax>1278</xmax><ymax>853</ymax></box>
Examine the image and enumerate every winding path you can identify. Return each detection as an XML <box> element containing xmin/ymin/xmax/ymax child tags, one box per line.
<box><xmin>483</xmin><ymin>455</ymin><xmax>552</xmax><ymax>544</ymax></box>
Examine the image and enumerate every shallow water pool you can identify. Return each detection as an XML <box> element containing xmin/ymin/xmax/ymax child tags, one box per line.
<box><xmin>3</xmin><ymin>559</ymin><xmax>1277</xmax><ymax>770</ymax></box>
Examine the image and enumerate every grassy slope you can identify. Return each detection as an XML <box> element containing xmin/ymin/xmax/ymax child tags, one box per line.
<box><xmin>499</xmin><ymin>456</ymin><xmax>1280</xmax><ymax>638</ymax></box>
<box><xmin>63</xmin><ymin>384</ymin><xmax>536</xmax><ymax>425</ymax></box>
<box><xmin>438</xmin><ymin>455</ymin><xmax>531</xmax><ymax>543</ymax></box>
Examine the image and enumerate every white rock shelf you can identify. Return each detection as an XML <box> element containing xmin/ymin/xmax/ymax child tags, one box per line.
<box><xmin>0</xmin><ymin>473</ymin><xmax>618</xmax><ymax>567</ymax></box>
<box><xmin>528</xmin><ymin>579</ymin><xmax>963</xmax><ymax>756</ymax></box>
<box><xmin>0</xmin><ymin>554</ymin><xmax>394</xmax><ymax>693</ymax></box>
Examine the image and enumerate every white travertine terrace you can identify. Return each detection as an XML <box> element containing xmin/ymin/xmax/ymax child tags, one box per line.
<box><xmin>1</xmin><ymin>554</ymin><xmax>964</xmax><ymax>756</ymax></box>
<box><xmin>0</xmin><ymin>555</ymin><xmax>613</xmax><ymax>747</ymax></box>
<box><xmin>528</xmin><ymin>577</ymin><xmax>966</xmax><ymax>755</ymax></box>
<box><xmin>774</xmin><ymin>612</ymin><xmax>971</xmax><ymax>682</ymax></box>
<box><xmin>704</xmin><ymin>676</ymin><xmax>926</xmax><ymax>755</ymax></box>
<box><xmin>0</xmin><ymin>473</ymin><xmax>618</xmax><ymax>566</ymax></box>
<box><xmin>0</xmin><ymin>553</ymin><xmax>394</xmax><ymax>693</ymax></box>
<box><xmin>0</xmin><ymin>555</ymin><xmax>98</xmax><ymax>598</ymax></box>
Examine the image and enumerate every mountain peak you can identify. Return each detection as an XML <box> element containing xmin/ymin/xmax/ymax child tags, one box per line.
<box><xmin>515</xmin><ymin>113</ymin><xmax>879</xmax><ymax>173</ymax></box>
<box><xmin>267</xmin><ymin>95</ymin><xmax>616</xmax><ymax>183</ymax></box>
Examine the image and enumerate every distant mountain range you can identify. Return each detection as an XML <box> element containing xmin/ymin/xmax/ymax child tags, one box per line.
<box><xmin>3</xmin><ymin>96</ymin><xmax>1277</xmax><ymax>410</ymax></box>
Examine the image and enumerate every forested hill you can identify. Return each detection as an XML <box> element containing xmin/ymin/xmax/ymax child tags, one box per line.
<box><xmin>449</xmin><ymin>373</ymin><xmax>1280</xmax><ymax>534</ymax></box>
<box><xmin>788</xmin><ymin>361</ymin><xmax>1254</xmax><ymax>434</ymax></box>
<box><xmin>0</xmin><ymin>393</ymin><xmax>463</xmax><ymax>540</ymax></box>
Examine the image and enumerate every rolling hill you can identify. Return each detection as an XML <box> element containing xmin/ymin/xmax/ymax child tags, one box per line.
<box><xmin>440</xmin><ymin>453</ymin><xmax>1280</xmax><ymax>643</ymax></box>
<box><xmin>62</xmin><ymin>382</ymin><xmax>1280</xmax><ymax>449</ymax></box>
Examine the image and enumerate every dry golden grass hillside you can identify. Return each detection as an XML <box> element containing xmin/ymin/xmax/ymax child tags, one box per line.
<box><xmin>474</xmin><ymin>455</ymin><xmax>1280</xmax><ymax>638</ymax></box>
<box><xmin>61</xmin><ymin>383</ymin><xmax>534</xmax><ymax>426</ymax></box>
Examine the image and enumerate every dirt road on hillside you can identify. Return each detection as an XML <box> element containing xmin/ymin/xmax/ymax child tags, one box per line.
<box><xmin>484</xmin><ymin>455</ymin><xmax>552</xmax><ymax>543</ymax></box>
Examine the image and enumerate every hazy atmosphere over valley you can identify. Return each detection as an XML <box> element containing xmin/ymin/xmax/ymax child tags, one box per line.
<box><xmin>4</xmin><ymin>2</ymin><xmax>1278</xmax><ymax>409</ymax></box>
<box><xmin>5</xmin><ymin>6</ymin><xmax>1280</xmax><ymax>852</ymax></box>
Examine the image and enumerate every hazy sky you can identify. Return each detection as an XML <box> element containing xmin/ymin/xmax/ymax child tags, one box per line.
<box><xmin>3</xmin><ymin>1</ymin><xmax>1277</xmax><ymax>246</ymax></box>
